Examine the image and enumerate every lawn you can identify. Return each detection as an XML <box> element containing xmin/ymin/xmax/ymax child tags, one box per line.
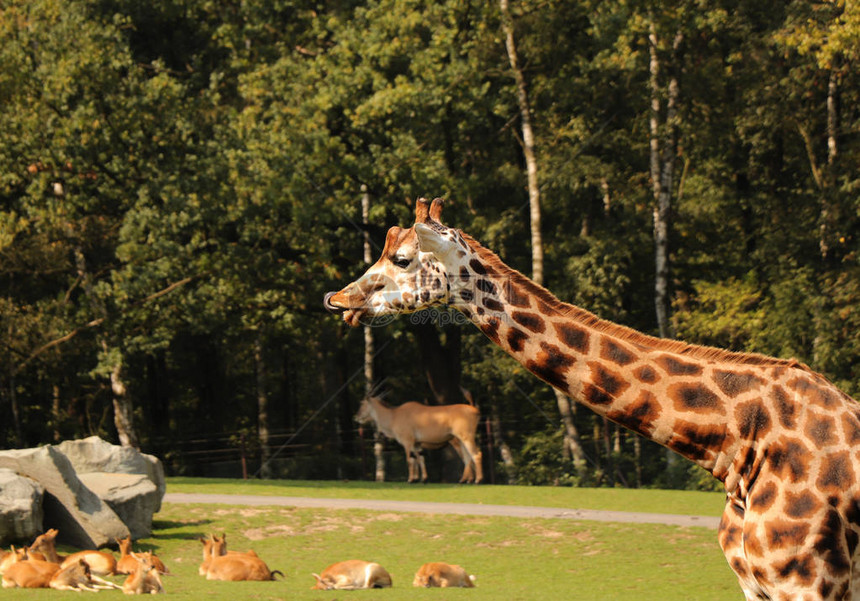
<box><xmin>1</xmin><ymin>480</ymin><xmax>739</xmax><ymax>600</ymax></box>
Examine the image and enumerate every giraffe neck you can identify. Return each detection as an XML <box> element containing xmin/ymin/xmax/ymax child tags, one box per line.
<box><xmin>446</xmin><ymin>236</ymin><xmax>784</xmax><ymax>476</ymax></box>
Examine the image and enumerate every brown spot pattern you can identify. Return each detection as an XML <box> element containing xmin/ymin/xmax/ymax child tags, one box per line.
<box><xmin>506</xmin><ymin>327</ymin><xmax>529</xmax><ymax>353</ymax></box>
<box><xmin>633</xmin><ymin>365</ymin><xmax>659</xmax><ymax>384</ymax></box>
<box><xmin>512</xmin><ymin>311</ymin><xmax>546</xmax><ymax>333</ymax></box>
<box><xmin>606</xmin><ymin>390</ymin><xmax>661</xmax><ymax>435</ymax></box>
<box><xmin>525</xmin><ymin>342</ymin><xmax>576</xmax><ymax>392</ymax></box>
<box><xmin>784</xmin><ymin>490</ymin><xmax>819</xmax><ymax>519</ymax></box>
<box><xmin>669</xmin><ymin>383</ymin><xmax>723</xmax><ymax>413</ymax></box>
<box><xmin>750</xmin><ymin>482</ymin><xmax>778</xmax><ymax>512</ymax></box>
<box><xmin>766</xmin><ymin>519</ymin><xmax>811</xmax><ymax>550</ymax></box>
<box><xmin>668</xmin><ymin>422</ymin><xmax>725</xmax><ymax>462</ymax></box>
<box><xmin>768</xmin><ymin>438</ymin><xmax>811</xmax><ymax>482</ymax></box>
<box><xmin>554</xmin><ymin>323</ymin><xmax>590</xmax><ymax>353</ymax></box>
<box><xmin>714</xmin><ymin>370</ymin><xmax>765</xmax><ymax>398</ymax></box>
<box><xmin>806</xmin><ymin>414</ymin><xmax>837</xmax><ymax>447</ymax></box>
<box><xmin>505</xmin><ymin>282</ymin><xmax>531</xmax><ymax>308</ymax></box>
<box><xmin>601</xmin><ymin>339</ymin><xmax>636</xmax><ymax>366</ymax></box>
<box><xmin>735</xmin><ymin>401</ymin><xmax>772</xmax><ymax>439</ymax></box>
<box><xmin>657</xmin><ymin>355</ymin><xmax>702</xmax><ymax>376</ymax></box>
<box><xmin>817</xmin><ymin>451</ymin><xmax>854</xmax><ymax>494</ymax></box>
<box><xmin>772</xmin><ymin>386</ymin><xmax>796</xmax><ymax>429</ymax></box>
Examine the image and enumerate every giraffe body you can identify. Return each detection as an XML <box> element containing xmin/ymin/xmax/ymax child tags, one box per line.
<box><xmin>325</xmin><ymin>198</ymin><xmax>860</xmax><ymax>600</ymax></box>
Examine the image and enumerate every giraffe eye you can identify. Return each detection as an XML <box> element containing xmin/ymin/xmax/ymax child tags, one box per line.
<box><xmin>391</xmin><ymin>257</ymin><xmax>411</xmax><ymax>269</ymax></box>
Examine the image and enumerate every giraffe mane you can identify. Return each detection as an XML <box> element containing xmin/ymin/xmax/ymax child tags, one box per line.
<box><xmin>458</xmin><ymin>229</ymin><xmax>811</xmax><ymax>371</ymax></box>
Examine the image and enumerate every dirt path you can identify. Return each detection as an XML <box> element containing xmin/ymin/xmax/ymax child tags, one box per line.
<box><xmin>163</xmin><ymin>492</ymin><xmax>721</xmax><ymax>529</ymax></box>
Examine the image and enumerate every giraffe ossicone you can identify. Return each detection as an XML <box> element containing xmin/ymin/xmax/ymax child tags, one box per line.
<box><xmin>325</xmin><ymin>197</ymin><xmax>860</xmax><ymax>601</ymax></box>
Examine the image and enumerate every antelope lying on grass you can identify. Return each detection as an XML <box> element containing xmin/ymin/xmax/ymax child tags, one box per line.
<box><xmin>116</xmin><ymin>536</ymin><xmax>168</xmax><ymax>576</ymax></box>
<box><xmin>29</xmin><ymin>528</ymin><xmax>117</xmax><ymax>576</ymax></box>
<box><xmin>311</xmin><ymin>560</ymin><xmax>392</xmax><ymax>590</ymax></box>
<box><xmin>0</xmin><ymin>547</ymin><xmax>27</xmax><ymax>574</ymax></box>
<box><xmin>122</xmin><ymin>552</ymin><xmax>165</xmax><ymax>595</ymax></box>
<box><xmin>50</xmin><ymin>559</ymin><xmax>121</xmax><ymax>592</ymax></box>
<box><xmin>203</xmin><ymin>534</ymin><xmax>281</xmax><ymax>581</ymax></box>
<box><xmin>413</xmin><ymin>562</ymin><xmax>476</xmax><ymax>588</ymax></box>
<box><xmin>356</xmin><ymin>395</ymin><xmax>483</xmax><ymax>483</ymax></box>
<box><xmin>1</xmin><ymin>550</ymin><xmax>59</xmax><ymax>588</ymax></box>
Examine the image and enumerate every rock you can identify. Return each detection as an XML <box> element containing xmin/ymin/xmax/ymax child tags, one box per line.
<box><xmin>0</xmin><ymin>468</ymin><xmax>44</xmax><ymax>546</ymax></box>
<box><xmin>78</xmin><ymin>472</ymin><xmax>159</xmax><ymax>539</ymax></box>
<box><xmin>0</xmin><ymin>446</ymin><xmax>129</xmax><ymax>549</ymax></box>
<box><xmin>56</xmin><ymin>437</ymin><xmax>166</xmax><ymax>511</ymax></box>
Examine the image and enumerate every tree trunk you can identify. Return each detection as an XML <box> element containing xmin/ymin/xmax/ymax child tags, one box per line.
<box><xmin>362</xmin><ymin>186</ymin><xmax>386</xmax><ymax>482</ymax></box>
<box><xmin>554</xmin><ymin>388</ymin><xmax>587</xmax><ymax>478</ymax></box>
<box><xmin>500</xmin><ymin>0</ymin><xmax>543</xmax><ymax>286</ymax></box>
<box><xmin>412</xmin><ymin>322</ymin><xmax>463</xmax><ymax>405</ymax></box>
<box><xmin>255</xmin><ymin>337</ymin><xmax>272</xmax><ymax>479</ymax></box>
<box><xmin>108</xmin><ymin>351</ymin><xmax>139</xmax><ymax>449</ymax></box>
<box><xmin>490</xmin><ymin>401</ymin><xmax>516</xmax><ymax>484</ymax></box>
<box><xmin>649</xmin><ymin>18</ymin><xmax>682</xmax><ymax>340</ymax></box>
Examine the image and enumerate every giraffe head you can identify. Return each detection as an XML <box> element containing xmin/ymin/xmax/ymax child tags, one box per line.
<box><xmin>324</xmin><ymin>197</ymin><xmax>469</xmax><ymax>326</ymax></box>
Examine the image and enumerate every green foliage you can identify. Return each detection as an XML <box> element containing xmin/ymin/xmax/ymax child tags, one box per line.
<box><xmin>0</xmin><ymin>0</ymin><xmax>858</xmax><ymax>493</ymax></box>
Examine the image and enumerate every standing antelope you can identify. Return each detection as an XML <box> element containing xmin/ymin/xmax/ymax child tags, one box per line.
<box><xmin>356</xmin><ymin>395</ymin><xmax>483</xmax><ymax>483</ymax></box>
<box><xmin>311</xmin><ymin>560</ymin><xmax>392</xmax><ymax>590</ymax></box>
<box><xmin>413</xmin><ymin>562</ymin><xmax>476</xmax><ymax>588</ymax></box>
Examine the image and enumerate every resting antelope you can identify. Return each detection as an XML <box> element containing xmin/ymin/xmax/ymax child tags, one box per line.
<box><xmin>356</xmin><ymin>395</ymin><xmax>483</xmax><ymax>483</ymax></box>
<box><xmin>122</xmin><ymin>552</ymin><xmax>165</xmax><ymax>595</ymax></box>
<box><xmin>413</xmin><ymin>562</ymin><xmax>476</xmax><ymax>588</ymax></box>
<box><xmin>116</xmin><ymin>536</ymin><xmax>168</xmax><ymax>575</ymax></box>
<box><xmin>50</xmin><ymin>558</ymin><xmax>121</xmax><ymax>592</ymax></box>
<box><xmin>204</xmin><ymin>533</ymin><xmax>281</xmax><ymax>581</ymax></box>
<box><xmin>2</xmin><ymin>553</ymin><xmax>60</xmax><ymax>588</ymax></box>
<box><xmin>29</xmin><ymin>528</ymin><xmax>117</xmax><ymax>576</ymax></box>
<box><xmin>311</xmin><ymin>560</ymin><xmax>392</xmax><ymax>590</ymax></box>
<box><xmin>0</xmin><ymin>546</ymin><xmax>27</xmax><ymax>574</ymax></box>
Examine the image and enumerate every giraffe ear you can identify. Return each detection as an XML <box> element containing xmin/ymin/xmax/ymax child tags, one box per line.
<box><xmin>415</xmin><ymin>222</ymin><xmax>450</xmax><ymax>257</ymax></box>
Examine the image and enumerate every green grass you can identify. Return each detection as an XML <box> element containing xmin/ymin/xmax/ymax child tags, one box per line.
<box><xmin>165</xmin><ymin>477</ymin><xmax>728</xmax><ymax>517</ymax></box>
<box><xmin>2</xmin><ymin>480</ymin><xmax>738</xmax><ymax>600</ymax></box>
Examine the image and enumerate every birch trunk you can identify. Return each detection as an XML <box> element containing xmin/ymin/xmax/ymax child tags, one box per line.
<box><xmin>500</xmin><ymin>0</ymin><xmax>543</xmax><ymax>286</ymax></box>
<box><xmin>501</xmin><ymin>0</ymin><xmax>588</xmax><ymax>480</ymax></box>
<box><xmin>649</xmin><ymin>19</ymin><xmax>682</xmax><ymax>340</ymax></box>
<box><xmin>361</xmin><ymin>187</ymin><xmax>385</xmax><ymax>482</ymax></box>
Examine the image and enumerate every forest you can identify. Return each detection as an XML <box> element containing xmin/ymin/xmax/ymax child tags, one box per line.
<box><xmin>0</xmin><ymin>0</ymin><xmax>858</xmax><ymax>490</ymax></box>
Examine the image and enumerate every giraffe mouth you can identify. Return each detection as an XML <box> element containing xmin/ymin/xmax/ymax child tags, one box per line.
<box><xmin>324</xmin><ymin>291</ymin><xmax>366</xmax><ymax>327</ymax></box>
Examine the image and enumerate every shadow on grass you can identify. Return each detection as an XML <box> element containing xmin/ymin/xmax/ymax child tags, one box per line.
<box><xmin>150</xmin><ymin>519</ymin><xmax>214</xmax><ymax>541</ymax></box>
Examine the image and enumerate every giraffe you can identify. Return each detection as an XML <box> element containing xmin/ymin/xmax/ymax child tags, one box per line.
<box><xmin>324</xmin><ymin>197</ymin><xmax>860</xmax><ymax>601</ymax></box>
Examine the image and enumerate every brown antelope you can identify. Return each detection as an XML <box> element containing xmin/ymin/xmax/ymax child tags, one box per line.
<box><xmin>122</xmin><ymin>552</ymin><xmax>165</xmax><ymax>595</ymax></box>
<box><xmin>29</xmin><ymin>528</ymin><xmax>117</xmax><ymax>576</ymax></box>
<box><xmin>116</xmin><ymin>536</ymin><xmax>168</xmax><ymax>575</ymax></box>
<box><xmin>0</xmin><ymin>546</ymin><xmax>26</xmax><ymax>574</ymax></box>
<box><xmin>356</xmin><ymin>395</ymin><xmax>483</xmax><ymax>483</ymax></box>
<box><xmin>311</xmin><ymin>560</ymin><xmax>392</xmax><ymax>590</ymax></box>
<box><xmin>1</xmin><ymin>553</ymin><xmax>60</xmax><ymax>588</ymax></box>
<box><xmin>413</xmin><ymin>562</ymin><xmax>476</xmax><ymax>588</ymax></box>
<box><xmin>204</xmin><ymin>533</ymin><xmax>281</xmax><ymax>581</ymax></box>
<box><xmin>198</xmin><ymin>534</ymin><xmax>247</xmax><ymax>576</ymax></box>
<box><xmin>50</xmin><ymin>558</ymin><xmax>121</xmax><ymax>592</ymax></box>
